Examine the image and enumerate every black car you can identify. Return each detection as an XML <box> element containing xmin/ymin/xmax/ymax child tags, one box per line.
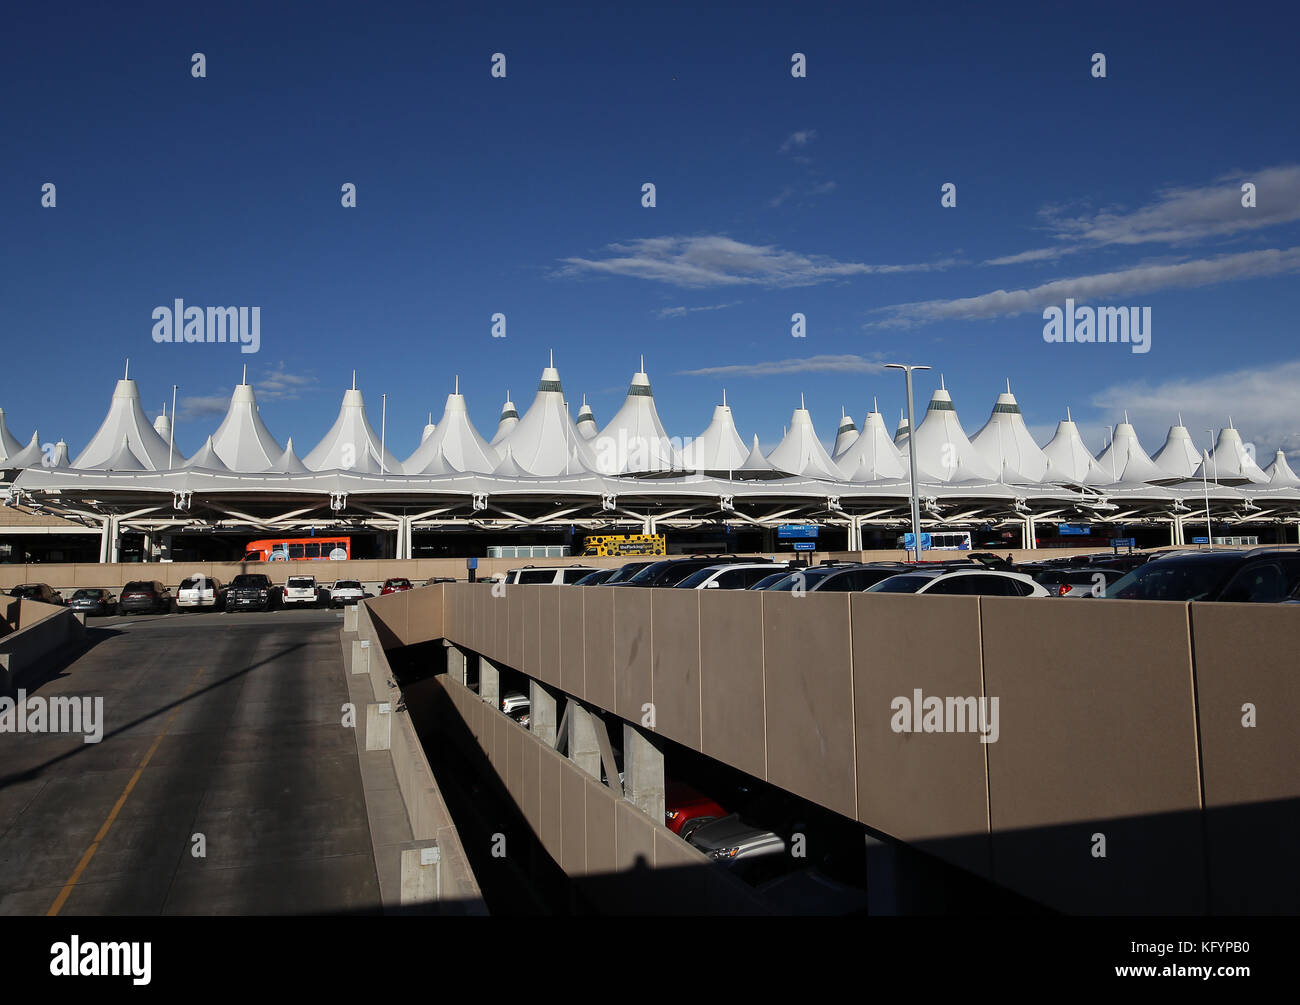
<box><xmin>1103</xmin><ymin>549</ymin><xmax>1300</xmax><ymax>603</ymax></box>
<box><xmin>763</xmin><ymin>561</ymin><xmax>913</xmax><ymax>593</ymax></box>
<box><xmin>608</xmin><ymin>556</ymin><xmax>755</xmax><ymax>588</ymax></box>
<box><xmin>67</xmin><ymin>588</ymin><xmax>117</xmax><ymax>616</ymax></box>
<box><xmin>118</xmin><ymin>580</ymin><xmax>173</xmax><ymax>615</ymax></box>
<box><xmin>8</xmin><ymin>583</ymin><xmax>64</xmax><ymax>606</ymax></box>
<box><xmin>225</xmin><ymin>573</ymin><xmax>280</xmax><ymax>612</ymax></box>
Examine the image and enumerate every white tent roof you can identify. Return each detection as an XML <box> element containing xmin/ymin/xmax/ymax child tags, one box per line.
<box><xmin>497</xmin><ymin>356</ymin><xmax>598</xmax><ymax>476</ymax></box>
<box><xmin>304</xmin><ymin>377</ymin><xmax>401</xmax><ymax>473</ymax></box>
<box><xmin>1194</xmin><ymin>422</ymin><xmax>1269</xmax><ymax>484</ymax></box>
<box><xmin>73</xmin><ymin>370</ymin><xmax>182</xmax><ymax>470</ymax></box>
<box><xmin>9</xmin><ymin>432</ymin><xmax>46</xmax><ymax>468</ymax></box>
<box><xmin>268</xmin><ymin>437</ymin><xmax>310</xmax><ymax>474</ymax></box>
<box><xmin>492</xmin><ymin>444</ymin><xmax>530</xmax><ymax>477</ymax></box>
<box><xmin>680</xmin><ymin>391</ymin><xmax>748</xmax><ymax>474</ymax></box>
<box><xmin>1264</xmin><ymin>449</ymin><xmax>1300</xmax><ymax>487</ymax></box>
<box><xmin>0</xmin><ymin>408</ymin><xmax>23</xmax><ymax>462</ymax></box>
<box><xmin>100</xmin><ymin>435</ymin><xmax>146</xmax><ymax>472</ymax></box>
<box><xmin>47</xmin><ymin>439</ymin><xmax>71</xmax><ymax>469</ymax></box>
<box><xmin>490</xmin><ymin>393</ymin><xmax>519</xmax><ymax>447</ymax></box>
<box><xmin>403</xmin><ymin>380</ymin><xmax>499</xmax><ymax>475</ymax></box>
<box><xmin>185</xmin><ymin>436</ymin><xmax>230</xmax><ymax>471</ymax></box>
<box><xmin>912</xmin><ymin>378</ymin><xmax>996</xmax><ymax>483</ymax></box>
<box><xmin>1152</xmin><ymin>418</ymin><xmax>1202</xmax><ymax>480</ymax></box>
<box><xmin>1088</xmin><ymin>416</ymin><xmax>1170</xmax><ymax>485</ymax></box>
<box><xmin>1042</xmin><ymin>409</ymin><xmax>1101</xmax><ymax>483</ymax></box>
<box><xmin>837</xmin><ymin>404</ymin><xmax>908</xmax><ymax>482</ymax></box>
<box><xmin>576</xmin><ymin>395</ymin><xmax>598</xmax><ymax>441</ymax></box>
<box><xmin>739</xmin><ymin>434</ymin><xmax>780</xmax><ymax>475</ymax></box>
<box><xmin>971</xmin><ymin>384</ymin><xmax>1049</xmax><ymax>483</ymax></box>
<box><xmin>153</xmin><ymin>409</ymin><xmax>171</xmax><ymax>440</ymax></box>
<box><xmin>593</xmin><ymin>361</ymin><xmax>681</xmax><ymax>474</ymax></box>
<box><xmin>832</xmin><ymin>408</ymin><xmax>859</xmax><ymax>458</ymax></box>
<box><xmin>766</xmin><ymin>396</ymin><xmax>843</xmax><ymax>480</ymax></box>
<box><xmin>210</xmin><ymin>377</ymin><xmax>284</xmax><ymax>472</ymax></box>
<box><xmin>894</xmin><ymin>411</ymin><xmax>910</xmax><ymax>446</ymax></box>
<box><xmin>403</xmin><ymin>413</ymin><xmax>438</xmax><ymax>469</ymax></box>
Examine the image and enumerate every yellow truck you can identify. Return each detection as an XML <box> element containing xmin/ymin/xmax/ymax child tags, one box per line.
<box><xmin>582</xmin><ymin>534</ymin><xmax>667</xmax><ymax>557</ymax></box>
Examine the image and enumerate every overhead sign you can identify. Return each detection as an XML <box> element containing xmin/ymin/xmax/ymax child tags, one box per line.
<box><xmin>792</xmin><ymin>541</ymin><xmax>817</xmax><ymax>551</ymax></box>
<box><xmin>1058</xmin><ymin>524</ymin><xmax>1091</xmax><ymax>535</ymax></box>
<box><xmin>778</xmin><ymin>524</ymin><xmax>820</xmax><ymax>538</ymax></box>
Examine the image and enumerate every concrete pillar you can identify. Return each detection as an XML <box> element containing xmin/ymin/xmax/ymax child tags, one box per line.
<box><xmin>445</xmin><ymin>643</ymin><xmax>466</xmax><ymax>685</ymax></box>
<box><xmin>141</xmin><ymin>530</ymin><xmax>153</xmax><ymax>562</ymax></box>
<box><xmin>400</xmin><ymin>845</ymin><xmax>441</xmax><ymax>907</ymax></box>
<box><xmin>99</xmin><ymin>517</ymin><xmax>117</xmax><ymax>564</ymax></box>
<box><xmin>159</xmin><ymin>533</ymin><xmax>174</xmax><ymax>561</ymax></box>
<box><xmin>479</xmin><ymin>657</ymin><xmax>499</xmax><ymax>708</ymax></box>
<box><xmin>365</xmin><ymin>701</ymin><xmax>393</xmax><ymax>751</ymax></box>
<box><xmin>529</xmin><ymin>679</ymin><xmax>557</xmax><ymax>746</ymax></box>
<box><xmin>343</xmin><ymin>604</ymin><xmax>358</xmax><ymax>631</ymax></box>
<box><xmin>351</xmin><ymin>639</ymin><xmax>371</xmax><ymax>676</ymax></box>
<box><xmin>641</xmin><ymin>516</ymin><xmax>657</xmax><ymax>535</ymax></box>
<box><xmin>567</xmin><ymin>703</ymin><xmax>601</xmax><ymax>780</ymax></box>
<box><xmin>864</xmin><ymin>834</ymin><xmax>899</xmax><ymax>916</ymax></box>
<box><xmin>621</xmin><ymin>722</ymin><xmax>665</xmax><ymax>823</ymax></box>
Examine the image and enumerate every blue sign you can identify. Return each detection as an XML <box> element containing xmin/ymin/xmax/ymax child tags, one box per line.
<box><xmin>792</xmin><ymin>541</ymin><xmax>817</xmax><ymax>551</ymax></box>
<box><xmin>466</xmin><ymin>557</ymin><xmax>479</xmax><ymax>569</ymax></box>
<box><xmin>778</xmin><ymin>524</ymin><xmax>819</xmax><ymax>538</ymax></box>
<box><xmin>1192</xmin><ymin>536</ymin><xmax>1209</xmax><ymax>545</ymax></box>
<box><xmin>1112</xmin><ymin>537</ymin><xmax>1136</xmax><ymax>548</ymax></box>
<box><xmin>903</xmin><ymin>532</ymin><xmax>932</xmax><ymax>551</ymax></box>
<box><xmin>1058</xmin><ymin>524</ymin><xmax>1091</xmax><ymax>535</ymax></box>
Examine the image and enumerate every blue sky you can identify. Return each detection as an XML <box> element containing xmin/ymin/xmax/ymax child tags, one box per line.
<box><xmin>4</xmin><ymin>0</ymin><xmax>1299</xmax><ymax>462</ymax></box>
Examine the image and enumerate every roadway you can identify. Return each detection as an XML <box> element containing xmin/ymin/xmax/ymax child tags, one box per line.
<box><xmin>0</xmin><ymin>609</ymin><xmax>382</xmax><ymax>915</ymax></box>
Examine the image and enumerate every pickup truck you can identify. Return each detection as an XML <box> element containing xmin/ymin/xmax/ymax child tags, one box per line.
<box><xmin>224</xmin><ymin>573</ymin><xmax>279</xmax><ymax>613</ymax></box>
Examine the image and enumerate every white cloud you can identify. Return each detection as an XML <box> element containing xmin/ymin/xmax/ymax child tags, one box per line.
<box><xmin>559</xmin><ymin>235</ymin><xmax>954</xmax><ymax>289</ymax></box>
<box><xmin>178</xmin><ymin>396</ymin><xmax>228</xmax><ymax>420</ymax></box>
<box><xmin>1091</xmin><ymin>360</ymin><xmax>1300</xmax><ymax>457</ymax></box>
<box><xmin>871</xmin><ymin>245</ymin><xmax>1300</xmax><ymax>327</ymax></box>
<box><xmin>984</xmin><ymin>165</ymin><xmax>1300</xmax><ymax>266</ymax></box>
<box><xmin>656</xmin><ymin>301</ymin><xmax>742</xmax><ymax>319</ymax></box>
<box><xmin>780</xmin><ymin>129</ymin><xmax>817</xmax><ymax>153</ymax></box>
<box><xmin>677</xmin><ymin>354</ymin><xmax>886</xmax><ymax>378</ymax></box>
<box><xmin>257</xmin><ymin>362</ymin><xmax>317</xmax><ymax>400</ymax></box>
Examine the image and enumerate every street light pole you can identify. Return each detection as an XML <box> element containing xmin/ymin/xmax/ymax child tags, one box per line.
<box><xmin>168</xmin><ymin>384</ymin><xmax>178</xmax><ymax>470</ymax></box>
<box><xmin>886</xmin><ymin>363</ymin><xmax>931</xmax><ymax>562</ymax></box>
<box><xmin>1202</xmin><ymin>443</ymin><xmax>1213</xmax><ymax>552</ymax></box>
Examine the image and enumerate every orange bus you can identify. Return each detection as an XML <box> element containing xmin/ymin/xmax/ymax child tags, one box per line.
<box><xmin>242</xmin><ymin>536</ymin><xmax>351</xmax><ymax>562</ymax></box>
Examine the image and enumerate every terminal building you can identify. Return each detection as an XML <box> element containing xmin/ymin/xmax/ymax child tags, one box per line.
<box><xmin>2</xmin><ymin>358</ymin><xmax>1298</xmax><ymax>564</ymax></box>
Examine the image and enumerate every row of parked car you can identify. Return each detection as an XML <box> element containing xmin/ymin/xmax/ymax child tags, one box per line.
<box><xmin>496</xmin><ymin>544</ymin><xmax>1300</xmax><ymax>603</ymax></box>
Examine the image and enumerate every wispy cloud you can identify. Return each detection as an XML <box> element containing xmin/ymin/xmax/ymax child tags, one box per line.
<box><xmin>779</xmin><ymin>129</ymin><xmax>817</xmax><ymax>153</ymax></box>
<box><xmin>178</xmin><ymin>396</ymin><xmax>228</xmax><ymax>420</ymax></box>
<box><xmin>1091</xmin><ymin>359</ymin><xmax>1300</xmax><ymax>457</ymax></box>
<box><xmin>559</xmin><ymin>235</ymin><xmax>954</xmax><ymax>289</ymax></box>
<box><xmin>984</xmin><ymin>165</ymin><xmax>1300</xmax><ymax>266</ymax></box>
<box><xmin>677</xmin><ymin>353</ymin><xmax>886</xmax><ymax>378</ymax></box>
<box><xmin>257</xmin><ymin>362</ymin><xmax>317</xmax><ymax>400</ymax></box>
<box><xmin>871</xmin><ymin>245</ymin><xmax>1300</xmax><ymax>327</ymax></box>
<box><xmin>656</xmin><ymin>301</ymin><xmax>742</xmax><ymax>319</ymax></box>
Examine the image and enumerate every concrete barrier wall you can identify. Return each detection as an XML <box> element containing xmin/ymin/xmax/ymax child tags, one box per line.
<box><xmin>415</xmin><ymin>583</ymin><xmax>1300</xmax><ymax>914</ymax></box>
<box><xmin>0</xmin><ymin>602</ymin><xmax>85</xmax><ymax>693</ymax></box>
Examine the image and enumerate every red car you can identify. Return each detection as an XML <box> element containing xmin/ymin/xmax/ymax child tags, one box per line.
<box><xmin>380</xmin><ymin>578</ymin><xmax>413</xmax><ymax>595</ymax></box>
<box><xmin>665</xmin><ymin>779</ymin><xmax>727</xmax><ymax>840</ymax></box>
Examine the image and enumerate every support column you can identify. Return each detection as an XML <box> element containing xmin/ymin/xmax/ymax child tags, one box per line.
<box><xmin>621</xmin><ymin>723</ymin><xmax>665</xmax><ymax>823</ymax></box>
<box><xmin>444</xmin><ymin>643</ymin><xmax>466</xmax><ymax>685</ymax></box>
<box><xmin>159</xmin><ymin>533</ymin><xmax>174</xmax><ymax>561</ymax></box>
<box><xmin>141</xmin><ymin>530</ymin><xmax>153</xmax><ymax>562</ymax></box>
<box><xmin>478</xmin><ymin>657</ymin><xmax>499</xmax><ymax>708</ymax></box>
<box><xmin>566</xmin><ymin>703</ymin><xmax>601</xmax><ymax>780</ymax></box>
<box><xmin>529</xmin><ymin>680</ymin><xmax>557</xmax><ymax>746</ymax></box>
<box><xmin>641</xmin><ymin>516</ymin><xmax>657</xmax><ymax>535</ymax></box>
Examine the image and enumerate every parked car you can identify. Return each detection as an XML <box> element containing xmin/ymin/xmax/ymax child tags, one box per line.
<box><xmin>329</xmin><ymin>580</ymin><xmax>370</xmax><ymax>606</ymax></box>
<box><xmin>748</xmin><ymin>569</ymin><xmax>795</xmax><ymax>591</ymax></box>
<box><xmin>1103</xmin><ymin>548</ymin><xmax>1300</xmax><ymax>603</ymax></box>
<box><xmin>423</xmin><ymin>577</ymin><xmax>457</xmax><ymax>585</ymax></box>
<box><xmin>572</xmin><ymin>568</ymin><xmax>617</xmax><ymax>586</ymax></box>
<box><xmin>8</xmin><ymin>583</ymin><xmax>64</xmax><ymax>606</ymax></box>
<box><xmin>501</xmin><ymin>691</ymin><xmax>531</xmax><ymax>723</ymax></box>
<box><xmin>117</xmin><ymin>580</ymin><xmax>174</xmax><ymax>615</ymax></box>
<box><xmin>176</xmin><ymin>575</ymin><xmax>225</xmax><ymax>611</ymax></box>
<box><xmin>764</xmin><ymin>562</ymin><xmax>913</xmax><ymax>594</ymax></box>
<box><xmin>865</xmin><ymin>569</ymin><xmax>1050</xmax><ymax>597</ymax></box>
<box><xmin>1031</xmin><ymin>567</ymin><xmax>1124</xmax><ymax>597</ymax></box>
<box><xmin>66</xmin><ymin>588</ymin><xmax>116</xmax><ymax>616</ymax></box>
<box><xmin>282</xmin><ymin>575</ymin><xmax>323</xmax><ymax>607</ymax></box>
<box><xmin>687</xmin><ymin>814</ymin><xmax>788</xmax><ymax>881</ymax></box>
<box><xmin>601</xmin><ymin>561</ymin><xmax>657</xmax><ymax>585</ymax></box>
<box><xmin>673</xmin><ymin>562</ymin><xmax>789</xmax><ymax>590</ymax></box>
<box><xmin>665</xmin><ymin>779</ymin><xmax>728</xmax><ymax>840</ymax></box>
<box><xmin>380</xmin><ymin>577</ymin><xmax>413</xmax><ymax>595</ymax></box>
<box><xmin>224</xmin><ymin>573</ymin><xmax>279</xmax><ymax>612</ymax></box>
<box><xmin>608</xmin><ymin>556</ymin><xmax>755</xmax><ymax>588</ymax></box>
<box><xmin>502</xmin><ymin>565</ymin><xmax>600</xmax><ymax>585</ymax></box>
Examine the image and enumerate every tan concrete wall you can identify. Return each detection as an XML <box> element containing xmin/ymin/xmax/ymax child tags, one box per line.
<box><xmin>0</xmin><ymin>604</ymin><xmax>85</xmax><ymax>691</ymax></box>
<box><xmin>408</xmin><ymin>582</ymin><xmax>1300</xmax><ymax>914</ymax></box>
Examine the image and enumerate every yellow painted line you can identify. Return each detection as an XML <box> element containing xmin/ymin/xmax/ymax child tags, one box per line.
<box><xmin>46</xmin><ymin>665</ymin><xmax>206</xmax><ymax>916</ymax></box>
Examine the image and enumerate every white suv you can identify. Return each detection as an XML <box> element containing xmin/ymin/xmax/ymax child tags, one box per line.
<box><xmin>865</xmin><ymin>569</ymin><xmax>1049</xmax><ymax>597</ymax></box>
<box><xmin>177</xmin><ymin>575</ymin><xmax>224</xmax><ymax>611</ymax></box>
<box><xmin>329</xmin><ymin>580</ymin><xmax>368</xmax><ymax>606</ymax></box>
<box><xmin>282</xmin><ymin>575</ymin><xmax>321</xmax><ymax>607</ymax></box>
<box><xmin>502</xmin><ymin>565</ymin><xmax>600</xmax><ymax>585</ymax></box>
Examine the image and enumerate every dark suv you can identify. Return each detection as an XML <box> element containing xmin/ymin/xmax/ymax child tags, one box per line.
<box><xmin>608</xmin><ymin>556</ymin><xmax>755</xmax><ymax>588</ymax></box>
<box><xmin>764</xmin><ymin>561</ymin><xmax>913</xmax><ymax>593</ymax></box>
<box><xmin>118</xmin><ymin>580</ymin><xmax>173</xmax><ymax>615</ymax></box>
<box><xmin>8</xmin><ymin>583</ymin><xmax>64</xmax><ymax>606</ymax></box>
<box><xmin>1103</xmin><ymin>549</ymin><xmax>1300</xmax><ymax>603</ymax></box>
<box><xmin>225</xmin><ymin>574</ymin><xmax>279</xmax><ymax>612</ymax></box>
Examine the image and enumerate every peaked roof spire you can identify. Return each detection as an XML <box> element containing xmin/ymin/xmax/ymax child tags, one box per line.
<box><xmin>242</xmin><ymin>363</ymin><xmax>247</xmax><ymax>384</ymax></box>
<box><xmin>124</xmin><ymin>358</ymin><xmax>130</xmax><ymax>379</ymax></box>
